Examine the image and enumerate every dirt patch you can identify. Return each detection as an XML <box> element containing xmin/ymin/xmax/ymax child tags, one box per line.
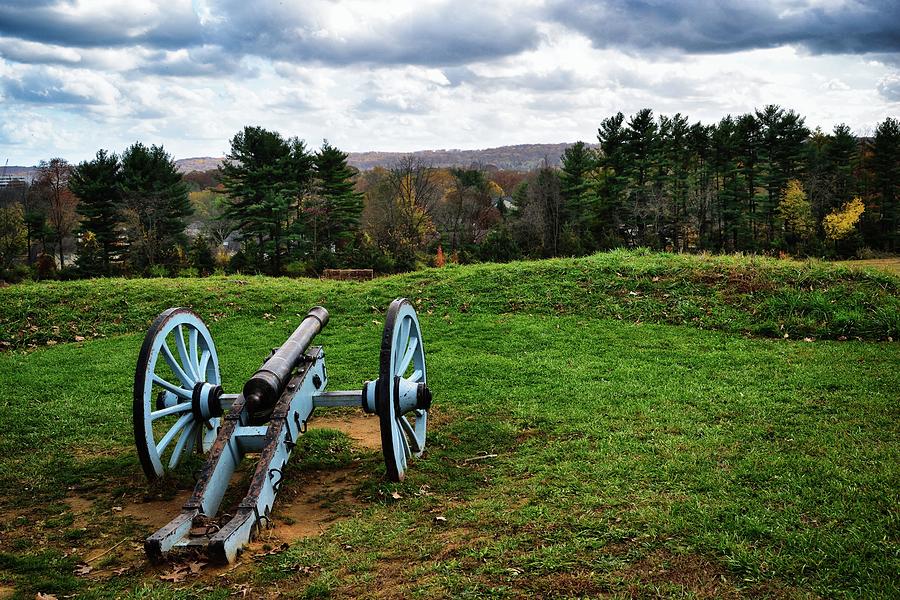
<box><xmin>0</xmin><ymin>586</ymin><xmax>14</xmax><ymax>599</ymax></box>
<box><xmin>65</xmin><ymin>495</ymin><xmax>95</xmax><ymax>528</ymax></box>
<box><xmin>618</xmin><ymin>549</ymin><xmax>740</xmax><ymax>598</ymax></box>
<box><xmin>523</xmin><ymin>571</ymin><xmax>609</xmax><ymax>597</ymax></box>
<box><xmin>120</xmin><ymin>490</ymin><xmax>193</xmax><ymax>527</ymax></box>
<box><xmin>309</xmin><ymin>412</ymin><xmax>382</xmax><ymax>450</ymax></box>
<box><xmin>263</xmin><ymin>468</ymin><xmax>362</xmax><ymax>544</ymax></box>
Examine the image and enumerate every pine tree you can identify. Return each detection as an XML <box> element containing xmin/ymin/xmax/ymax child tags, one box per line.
<box><xmin>596</xmin><ymin>112</ymin><xmax>629</xmax><ymax>241</ymax></box>
<box><xmin>827</xmin><ymin>124</ymin><xmax>858</xmax><ymax>210</ymax></box>
<box><xmin>221</xmin><ymin>127</ymin><xmax>314</xmax><ymax>274</ymax></box>
<box><xmin>313</xmin><ymin>141</ymin><xmax>364</xmax><ymax>254</ymax></box>
<box><xmin>559</xmin><ymin>141</ymin><xmax>597</xmax><ymax>245</ymax></box>
<box><xmin>871</xmin><ymin>117</ymin><xmax>900</xmax><ymax>251</ymax></box>
<box><xmin>735</xmin><ymin>113</ymin><xmax>762</xmax><ymax>244</ymax></box>
<box><xmin>119</xmin><ymin>143</ymin><xmax>193</xmax><ymax>269</ymax></box>
<box><xmin>712</xmin><ymin>116</ymin><xmax>744</xmax><ymax>251</ymax></box>
<box><xmin>625</xmin><ymin>108</ymin><xmax>659</xmax><ymax>245</ymax></box>
<box><xmin>70</xmin><ymin>149</ymin><xmax>122</xmax><ymax>272</ymax></box>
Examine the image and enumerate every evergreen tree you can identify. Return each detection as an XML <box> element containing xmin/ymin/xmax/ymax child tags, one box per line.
<box><xmin>827</xmin><ymin>124</ymin><xmax>858</xmax><ymax>210</ymax></box>
<box><xmin>596</xmin><ymin>112</ymin><xmax>629</xmax><ymax>241</ymax></box>
<box><xmin>735</xmin><ymin>113</ymin><xmax>762</xmax><ymax>244</ymax></box>
<box><xmin>70</xmin><ymin>149</ymin><xmax>122</xmax><ymax>271</ymax></box>
<box><xmin>119</xmin><ymin>142</ymin><xmax>192</xmax><ymax>269</ymax></box>
<box><xmin>625</xmin><ymin>108</ymin><xmax>660</xmax><ymax>245</ymax></box>
<box><xmin>559</xmin><ymin>141</ymin><xmax>597</xmax><ymax>245</ymax></box>
<box><xmin>190</xmin><ymin>234</ymin><xmax>216</xmax><ymax>275</ymax></box>
<box><xmin>313</xmin><ymin>141</ymin><xmax>364</xmax><ymax>254</ymax></box>
<box><xmin>221</xmin><ymin>126</ymin><xmax>314</xmax><ymax>274</ymax></box>
<box><xmin>871</xmin><ymin>117</ymin><xmax>900</xmax><ymax>251</ymax></box>
<box><xmin>687</xmin><ymin>122</ymin><xmax>714</xmax><ymax>249</ymax></box>
<box><xmin>712</xmin><ymin>116</ymin><xmax>745</xmax><ymax>251</ymax></box>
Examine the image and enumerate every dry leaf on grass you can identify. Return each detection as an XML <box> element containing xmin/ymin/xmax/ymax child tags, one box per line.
<box><xmin>74</xmin><ymin>564</ymin><xmax>93</xmax><ymax>576</ymax></box>
<box><xmin>188</xmin><ymin>561</ymin><xmax>206</xmax><ymax>574</ymax></box>
<box><xmin>159</xmin><ymin>567</ymin><xmax>187</xmax><ymax>582</ymax></box>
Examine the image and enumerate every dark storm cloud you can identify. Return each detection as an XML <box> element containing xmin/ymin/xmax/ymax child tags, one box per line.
<box><xmin>201</xmin><ymin>1</ymin><xmax>541</xmax><ymax>67</ymax></box>
<box><xmin>0</xmin><ymin>0</ymin><xmax>540</xmax><ymax>69</ymax></box>
<box><xmin>0</xmin><ymin>1</ymin><xmax>203</xmax><ymax>50</ymax></box>
<box><xmin>549</xmin><ymin>0</ymin><xmax>900</xmax><ymax>56</ymax></box>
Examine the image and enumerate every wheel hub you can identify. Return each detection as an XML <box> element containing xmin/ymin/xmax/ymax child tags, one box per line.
<box><xmin>192</xmin><ymin>381</ymin><xmax>224</xmax><ymax>422</ymax></box>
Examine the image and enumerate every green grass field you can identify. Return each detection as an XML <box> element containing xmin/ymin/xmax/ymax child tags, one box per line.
<box><xmin>0</xmin><ymin>250</ymin><xmax>897</xmax><ymax>599</ymax></box>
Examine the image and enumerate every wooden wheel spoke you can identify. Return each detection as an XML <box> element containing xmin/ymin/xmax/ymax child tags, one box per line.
<box><xmin>397</xmin><ymin>336</ymin><xmax>418</xmax><ymax>376</ymax></box>
<box><xmin>397</xmin><ymin>420</ymin><xmax>411</xmax><ymax>463</ymax></box>
<box><xmin>155</xmin><ymin>413</ymin><xmax>193</xmax><ymax>455</ymax></box>
<box><xmin>160</xmin><ymin>341</ymin><xmax>194</xmax><ymax>388</ymax></box>
<box><xmin>150</xmin><ymin>402</ymin><xmax>191</xmax><ymax>420</ymax></box>
<box><xmin>188</xmin><ymin>327</ymin><xmax>200</xmax><ymax>379</ymax></box>
<box><xmin>168</xmin><ymin>421</ymin><xmax>198</xmax><ymax>469</ymax></box>
<box><xmin>398</xmin><ymin>416</ymin><xmax>420</xmax><ymax>454</ymax></box>
<box><xmin>199</xmin><ymin>349</ymin><xmax>212</xmax><ymax>379</ymax></box>
<box><xmin>152</xmin><ymin>374</ymin><xmax>192</xmax><ymax>399</ymax></box>
<box><xmin>175</xmin><ymin>325</ymin><xmax>199</xmax><ymax>382</ymax></box>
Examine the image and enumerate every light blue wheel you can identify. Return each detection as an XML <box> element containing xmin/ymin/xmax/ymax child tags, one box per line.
<box><xmin>378</xmin><ymin>299</ymin><xmax>429</xmax><ymax>482</ymax></box>
<box><xmin>133</xmin><ymin>308</ymin><xmax>221</xmax><ymax>479</ymax></box>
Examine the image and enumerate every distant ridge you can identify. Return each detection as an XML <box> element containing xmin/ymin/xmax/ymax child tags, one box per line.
<box><xmin>173</xmin><ymin>143</ymin><xmax>587</xmax><ymax>173</ymax></box>
<box><xmin>3</xmin><ymin>143</ymin><xmax>589</xmax><ymax>178</ymax></box>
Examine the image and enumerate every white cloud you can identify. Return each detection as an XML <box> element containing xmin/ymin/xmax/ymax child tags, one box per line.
<box><xmin>0</xmin><ymin>0</ymin><xmax>897</xmax><ymax>164</ymax></box>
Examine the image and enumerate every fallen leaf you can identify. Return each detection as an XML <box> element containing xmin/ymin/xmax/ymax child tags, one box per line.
<box><xmin>390</xmin><ymin>491</ymin><xmax>401</xmax><ymax>500</ymax></box>
<box><xmin>188</xmin><ymin>561</ymin><xmax>206</xmax><ymax>574</ymax></box>
<box><xmin>74</xmin><ymin>335</ymin><xmax>85</xmax><ymax>342</ymax></box>
<box><xmin>112</xmin><ymin>566</ymin><xmax>129</xmax><ymax>575</ymax></box>
<box><xmin>75</xmin><ymin>564</ymin><xmax>92</xmax><ymax>576</ymax></box>
<box><xmin>434</xmin><ymin>516</ymin><xmax>447</xmax><ymax>523</ymax></box>
<box><xmin>159</xmin><ymin>568</ymin><xmax>187</xmax><ymax>582</ymax></box>
<box><xmin>112</xmin><ymin>506</ymin><xmax>122</xmax><ymax>512</ymax></box>
<box><xmin>36</xmin><ymin>593</ymin><xmax>59</xmax><ymax>600</ymax></box>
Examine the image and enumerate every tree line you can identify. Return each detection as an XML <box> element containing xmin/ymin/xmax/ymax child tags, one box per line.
<box><xmin>0</xmin><ymin>107</ymin><xmax>897</xmax><ymax>282</ymax></box>
<box><xmin>0</xmin><ymin>128</ymin><xmax>364</xmax><ymax>280</ymax></box>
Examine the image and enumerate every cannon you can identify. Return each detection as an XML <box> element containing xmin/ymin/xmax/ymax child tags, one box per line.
<box><xmin>132</xmin><ymin>298</ymin><xmax>431</xmax><ymax>563</ymax></box>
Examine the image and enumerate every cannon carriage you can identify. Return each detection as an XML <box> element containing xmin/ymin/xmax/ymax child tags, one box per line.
<box><xmin>132</xmin><ymin>298</ymin><xmax>431</xmax><ymax>563</ymax></box>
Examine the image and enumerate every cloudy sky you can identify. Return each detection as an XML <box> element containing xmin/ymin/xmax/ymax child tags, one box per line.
<box><xmin>1</xmin><ymin>0</ymin><xmax>898</xmax><ymax>165</ymax></box>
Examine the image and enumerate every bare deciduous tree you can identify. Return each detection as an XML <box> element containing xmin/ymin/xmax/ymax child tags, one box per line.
<box><xmin>34</xmin><ymin>158</ymin><xmax>77</xmax><ymax>268</ymax></box>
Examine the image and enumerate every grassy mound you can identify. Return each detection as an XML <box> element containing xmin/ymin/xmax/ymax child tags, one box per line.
<box><xmin>1</xmin><ymin>249</ymin><xmax>898</xmax><ymax>350</ymax></box>
<box><xmin>0</xmin><ymin>249</ymin><xmax>897</xmax><ymax>597</ymax></box>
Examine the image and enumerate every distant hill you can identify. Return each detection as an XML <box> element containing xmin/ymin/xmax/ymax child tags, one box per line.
<box><xmin>173</xmin><ymin>143</ymin><xmax>588</xmax><ymax>174</ymax></box>
<box><xmin>3</xmin><ymin>143</ymin><xmax>588</xmax><ymax>180</ymax></box>
<box><xmin>346</xmin><ymin>143</ymin><xmax>588</xmax><ymax>171</ymax></box>
<box><xmin>175</xmin><ymin>157</ymin><xmax>225</xmax><ymax>173</ymax></box>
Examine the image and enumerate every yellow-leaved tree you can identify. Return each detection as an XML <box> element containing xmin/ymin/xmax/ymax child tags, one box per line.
<box><xmin>777</xmin><ymin>179</ymin><xmax>814</xmax><ymax>240</ymax></box>
<box><xmin>823</xmin><ymin>197</ymin><xmax>865</xmax><ymax>241</ymax></box>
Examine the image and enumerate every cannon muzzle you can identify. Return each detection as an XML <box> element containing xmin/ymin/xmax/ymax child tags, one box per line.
<box><xmin>243</xmin><ymin>306</ymin><xmax>329</xmax><ymax>423</ymax></box>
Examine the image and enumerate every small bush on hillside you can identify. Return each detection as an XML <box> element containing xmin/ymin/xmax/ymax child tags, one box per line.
<box><xmin>147</xmin><ymin>264</ymin><xmax>168</xmax><ymax>278</ymax></box>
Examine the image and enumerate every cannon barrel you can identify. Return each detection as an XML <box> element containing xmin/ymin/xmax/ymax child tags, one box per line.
<box><xmin>243</xmin><ymin>306</ymin><xmax>329</xmax><ymax>423</ymax></box>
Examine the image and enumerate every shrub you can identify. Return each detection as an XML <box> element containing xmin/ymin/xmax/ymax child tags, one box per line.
<box><xmin>147</xmin><ymin>264</ymin><xmax>168</xmax><ymax>278</ymax></box>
